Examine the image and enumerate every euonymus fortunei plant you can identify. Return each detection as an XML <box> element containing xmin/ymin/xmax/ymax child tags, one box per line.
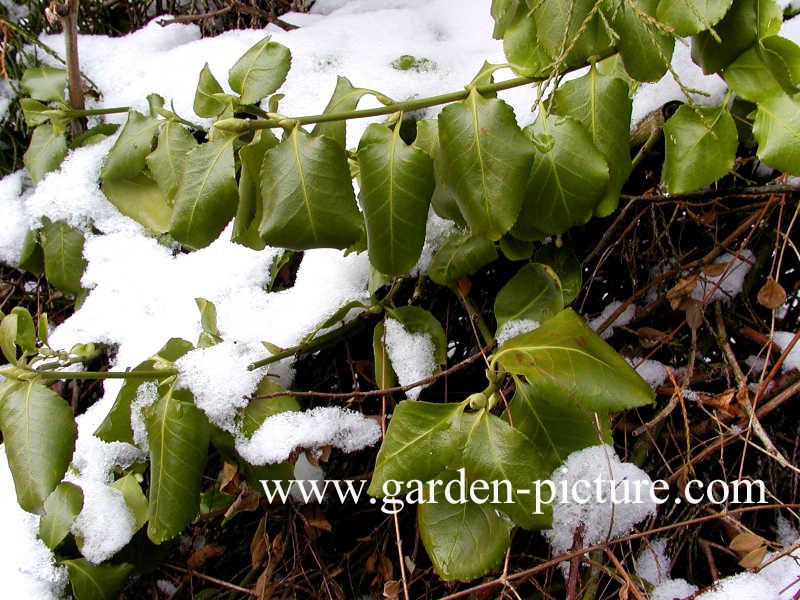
<box><xmin>2</xmin><ymin>0</ymin><xmax>800</xmax><ymax>591</ymax></box>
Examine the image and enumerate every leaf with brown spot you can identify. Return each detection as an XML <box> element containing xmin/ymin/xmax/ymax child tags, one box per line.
<box><xmin>667</xmin><ymin>275</ymin><xmax>698</xmax><ymax>310</ymax></box>
<box><xmin>187</xmin><ymin>543</ymin><xmax>225</xmax><ymax>570</ymax></box>
<box><xmin>220</xmin><ymin>462</ymin><xmax>239</xmax><ymax>495</ymax></box>
<box><xmin>758</xmin><ymin>277</ymin><xmax>787</xmax><ymax>310</ymax></box>
<box><xmin>702</xmin><ymin>263</ymin><xmax>728</xmax><ymax>277</ymax></box>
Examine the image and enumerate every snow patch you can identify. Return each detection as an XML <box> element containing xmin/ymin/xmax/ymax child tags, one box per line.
<box><xmin>384</xmin><ymin>318</ymin><xmax>437</xmax><ymax>399</ymax></box>
<box><xmin>496</xmin><ymin>319</ymin><xmax>540</xmax><ymax>347</ymax></box>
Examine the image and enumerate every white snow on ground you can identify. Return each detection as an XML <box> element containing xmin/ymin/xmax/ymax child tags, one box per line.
<box><xmin>773</xmin><ymin>331</ymin><xmax>800</xmax><ymax>372</ymax></box>
<box><xmin>691</xmin><ymin>250</ymin><xmax>755</xmax><ymax>304</ymax></box>
<box><xmin>0</xmin><ymin>170</ymin><xmax>29</xmax><ymax>266</ymax></box>
<box><xmin>650</xmin><ymin>578</ymin><xmax>698</xmax><ymax>600</ymax></box>
<box><xmin>626</xmin><ymin>357</ymin><xmax>669</xmax><ymax>389</ymax></box>
<box><xmin>384</xmin><ymin>317</ymin><xmax>437</xmax><ymax>399</ymax></box>
<box><xmin>589</xmin><ymin>301</ymin><xmax>637</xmax><ymax>339</ymax></box>
<box><xmin>637</xmin><ymin>537</ymin><xmax>671</xmax><ymax>585</ymax></box>
<box><xmin>0</xmin><ymin>79</ymin><xmax>14</xmax><ymax>122</ymax></box>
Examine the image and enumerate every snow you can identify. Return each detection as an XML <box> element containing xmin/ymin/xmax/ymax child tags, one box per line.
<box><xmin>589</xmin><ymin>301</ymin><xmax>636</xmax><ymax>339</ymax></box>
<box><xmin>637</xmin><ymin>537</ymin><xmax>671</xmax><ymax>585</ymax></box>
<box><xmin>0</xmin><ymin>79</ymin><xmax>14</xmax><ymax>123</ymax></box>
<box><xmin>71</xmin><ymin>480</ymin><xmax>137</xmax><ymax>564</ymax></box>
<box><xmin>131</xmin><ymin>381</ymin><xmax>159</xmax><ymax>451</ymax></box>
<box><xmin>0</xmin><ymin>170</ymin><xmax>29</xmax><ymax>267</ymax></box>
<box><xmin>773</xmin><ymin>331</ymin><xmax>800</xmax><ymax>372</ymax></box>
<box><xmin>544</xmin><ymin>445</ymin><xmax>657</xmax><ymax>559</ymax></box>
<box><xmin>627</xmin><ymin>358</ymin><xmax>668</xmax><ymax>389</ymax></box>
<box><xmin>496</xmin><ymin>319</ymin><xmax>540</xmax><ymax>347</ymax></box>
<box><xmin>650</xmin><ymin>578</ymin><xmax>698</xmax><ymax>600</ymax></box>
<box><xmin>695</xmin><ymin>572</ymin><xmax>780</xmax><ymax>600</ymax></box>
<box><xmin>691</xmin><ymin>250</ymin><xmax>754</xmax><ymax>304</ymax></box>
<box><xmin>384</xmin><ymin>317</ymin><xmax>437</xmax><ymax>399</ymax></box>
<box><xmin>760</xmin><ymin>548</ymin><xmax>800</xmax><ymax>599</ymax></box>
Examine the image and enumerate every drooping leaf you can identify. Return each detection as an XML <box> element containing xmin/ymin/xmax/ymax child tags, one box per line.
<box><xmin>494</xmin><ymin>308</ymin><xmax>655</xmax><ymax>411</ymax></box>
<box><xmin>21</xmin><ymin>66</ymin><xmax>66</xmax><ymax>102</ymax></box>
<box><xmin>0</xmin><ymin>380</ymin><xmax>76</xmax><ymax>513</ymax></box>
<box><xmin>533</xmin><ymin>0</ymin><xmax>615</xmax><ymax>67</ymax></box>
<box><xmin>228</xmin><ymin>36</ymin><xmax>291</xmax><ymax>105</ymax></box>
<box><xmin>503</xmin><ymin>11</ymin><xmax>552</xmax><ymax>77</ymax></box>
<box><xmin>0</xmin><ymin>314</ymin><xmax>19</xmax><ymax>365</ymax></box>
<box><xmin>368</xmin><ymin>401</ymin><xmax>465</xmax><ymax>496</ymax></box>
<box><xmin>613</xmin><ymin>0</ymin><xmax>675</xmax><ymax>81</ymax></box>
<box><xmin>413</xmin><ymin>119</ymin><xmax>464</xmax><ymax>225</ymax></box>
<box><xmin>417</xmin><ymin>470</ymin><xmax>513</xmax><ymax>581</ymax></box>
<box><xmin>39</xmin><ymin>482</ymin><xmax>84</xmax><ymax>550</ymax></box>
<box><xmin>40</xmin><ymin>220</ymin><xmax>86</xmax><ymax>295</ymax></box>
<box><xmin>312</xmin><ymin>76</ymin><xmax>372</xmax><ymax>147</ymax></box>
<box><xmin>195</xmin><ymin>298</ymin><xmax>222</xmax><ymax>348</ymax></box>
<box><xmin>386</xmin><ymin>306</ymin><xmax>447</xmax><ymax>366</ymax></box>
<box><xmin>233</xmin><ymin>129</ymin><xmax>278</xmax><ymax>249</ymax></box>
<box><xmin>752</xmin><ymin>93</ymin><xmax>800</xmax><ymax>174</ymax></box>
<box><xmin>110</xmin><ymin>474</ymin><xmax>149</xmax><ymax>533</ymax></box>
<box><xmin>194</xmin><ymin>64</ymin><xmax>232</xmax><ymax>118</ymax></box>
<box><xmin>662</xmin><ymin>104</ymin><xmax>738</xmax><ymax>194</ymax></box>
<box><xmin>100</xmin><ymin>111</ymin><xmax>159</xmax><ymax>182</ymax></box>
<box><xmin>498</xmin><ymin>235</ymin><xmax>534</xmax><ymax>261</ymax></box>
<box><xmin>240</xmin><ymin>378</ymin><xmax>301</xmax><ymax>438</ymax></box>
<box><xmin>438</xmin><ymin>89</ymin><xmax>534</xmax><ymax>240</ymax></box>
<box><xmin>357</xmin><ymin>123</ymin><xmax>434</xmax><ymax>275</ymax></box>
<box><xmin>534</xmin><ymin>245</ymin><xmax>582</xmax><ymax>305</ymax></box>
<box><xmin>0</xmin><ymin>307</ymin><xmax>37</xmax><ymax>365</ymax></box>
<box><xmin>64</xmin><ymin>559</ymin><xmax>133</xmax><ymax>600</ymax></box>
<box><xmin>724</xmin><ymin>36</ymin><xmax>800</xmax><ymax>103</ymax></box>
<box><xmin>170</xmin><ymin>138</ymin><xmax>238</xmax><ymax>249</ymax></box>
<box><xmin>18</xmin><ymin>228</ymin><xmax>44</xmax><ymax>276</ymax></box>
<box><xmin>692</xmin><ymin>0</ymin><xmax>783</xmax><ymax>73</ymax></box>
<box><xmin>20</xmin><ymin>98</ymin><xmax>51</xmax><ymax>127</ymax></box>
<box><xmin>494</xmin><ymin>263</ymin><xmax>563</xmax><ymax>329</ymax></box>
<box><xmin>146</xmin><ymin>121</ymin><xmax>198</xmax><ymax>199</ymax></box>
<box><xmin>101</xmin><ymin>175</ymin><xmax>172</xmax><ymax>234</ymax></box>
<box><xmin>427</xmin><ymin>232</ymin><xmax>497</xmax><ymax>286</ymax></box>
<box><xmin>259</xmin><ymin>127</ymin><xmax>362</xmax><ymax>250</ymax></box>
<box><xmin>552</xmin><ymin>66</ymin><xmax>632</xmax><ymax>216</ymax></box>
<box><xmin>490</xmin><ymin>0</ymin><xmax>526</xmax><ymax>38</ymax></box>
<box><xmin>515</xmin><ymin>113</ymin><xmax>609</xmax><ymax>238</ymax></box>
<box><xmin>656</xmin><ymin>0</ymin><xmax>735</xmax><ymax>35</ymax></box>
<box><xmin>24</xmin><ymin>124</ymin><xmax>67</xmax><ymax>184</ymax></box>
<box><xmin>372</xmin><ymin>321</ymin><xmax>398</xmax><ymax>389</ymax></box>
<box><xmin>146</xmin><ymin>388</ymin><xmax>210</xmax><ymax>544</ymax></box>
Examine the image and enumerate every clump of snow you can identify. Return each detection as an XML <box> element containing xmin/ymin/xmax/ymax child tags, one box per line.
<box><xmin>626</xmin><ymin>358</ymin><xmax>668</xmax><ymax>389</ymax></box>
<box><xmin>290</xmin><ymin>453</ymin><xmax>326</xmax><ymax>503</ymax></box>
<box><xmin>773</xmin><ymin>332</ymin><xmax>800</xmax><ymax>372</ymax></box>
<box><xmin>759</xmin><ymin>548</ymin><xmax>800</xmax><ymax>600</ymax></box>
<box><xmin>691</xmin><ymin>251</ymin><xmax>754</xmax><ymax>304</ymax></box>
<box><xmin>496</xmin><ymin>319</ymin><xmax>540</xmax><ymax>347</ymax></box>
<box><xmin>638</xmin><ymin>538</ymin><xmax>671</xmax><ymax>585</ymax></box>
<box><xmin>544</xmin><ymin>445</ymin><xmax>657</xmax><ymax>559</ymax></box>
<box><xmin>776</xmin><ymin>516</ymin><xmax>798</xmax><ymax>546</ymax></box>
<box><xmin>695</xmin><ymin>572</ymin><xmax>780</xmax><ymax>600</ymax></box>
<box><xmin>414</xmin><ymin>209</ymin><xmax>460</xmax><ymax>275</ymax></box>
<box><xmin>384</xmin><ymin>318</ymin><xmax>437</xmax><ymax>399</ymax></box>
<box><xmin>650</xmin><ymin>578</ymin><xmax>698</xmax><ymax>600</ymax></box>
<box><xmin>71</xmin><ymin>480</ymin><xmax>137</xmax><ymax>564</ymax></box>
<box><xmin>0</xmin><ymin>447</ymin><xmax>68</xmax><ymax>600</ymax></box>
<box><xmin>0</xmin><ymin>79</ymin><xmax>14</xmax><ymax>122</ymax></box>
<box><xmin>131</xmin><ymin>380</ymin><xmax>159</xmax><ymax>451</ymax></box>
<box><xmin>589</xmin><ymin>301</ymin><xmax>637</xmax><ymax>339</ymax></box>
<box><xmin>69</xmin><ymin>434</ymin><xmax>143</xmax><ymax>485</ymax></box>
<box><xmin>236</xmin><ymin>406</ymin><xmax>381</xmax><ymax>465</ymax></box>
<box><xmin>0</xmin><ymin>171</ymin><xmax>30</xmax><ymax>267</ymax></box>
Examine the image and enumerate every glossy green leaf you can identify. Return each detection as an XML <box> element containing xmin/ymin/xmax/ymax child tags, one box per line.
<box><xmin>516</xmin><ymin>113</ymin><xmax>609</xmax><ymax>238</ymax></box>
<box><xmin>368</xmin><ymin>401</ymin><xmax>465</xmax><ymax>496</ymax></box>
<box><xmin>534</xmin><ymin>245</ymin><xmax>582</xmax><ymax>305</ymax></box>
<box><xmin>39</xmin><ymin>482</ymin><xmax>84</xmax><ymax>550</ymax></box>
<box><xmin>494</xmin><ymin>308</ymin><xmax>655</xmax><ymax>411</ymax></box>
<box><xmin>146</xmin><ymin>121</ymin><xmax>198</xmax><ymax>199</ymax></box>
<box><xmin>195</xmin><ymin>298</ymin><xmax>222</xmax><ymax>348</ymax></box>
<box><xmin>725</xmin><ymin>36</ymin><xmax>800</xmax><ymax>102</ymax></box>
<box><xmin>64</xmin><ymin>559</ymin><xmax>133</xmax><ymax>600</ymax></box>
<box><xmin>0</xmin><ymin>380</ymin><xmax>76</xmax><ymax>513</ymax></box>
<box><xmin>413</xmin><ymin>119</ymin><xmax>464</xmax><ymax>225</ymax></box>
<box><xmin>386</xmin><ymin>306</ymin><xmax>447</xmax><ymax>366</ymax></box>
<box><xmin>417</xmin><ymin>470</ymin><xmax>513</xmax><ymax>581</ymax></box>
<box><xmin>146</xmin><ymin>388</ymin><xmax>210</xmax><ymax>544</ymax></box>
<box><xmin>372</xmin><ymin>321</ymin><xmax>398</xmax><ymax>389</ymax></box>
<box><xmin>170</xmin><ymin>138</ymin><xmax>238</xmax><ymax>249</ymax></box>
<box><xmin>312</xmin><ymin>76</ymin><xmax>372</xmax><ymax>147</ymax></box>
<box><xmin>533</xmin><ymin>0</ymin><xmax>615</xmax><ymax>67</ymax></box>
<box><xmin>240</xmin><ymin>378</ymin><xmax>301</xmax><ymax>438</ymax></box>
<box><xmin>490</xmin><ymin>0</ymin><xmax>526</xmax><ymax>38</ymax></box>
<box><xmin>427</xmin><ymin>232</ymin><xmax>497</xmax><ymax>286</ymax></box>
<box><xmin>494</xmin><ymin>263</ymin><xmax>563</xmax><ymax>329</ymax></box>
<box><xmin>662</xmin><ymin>104</ymin><xmax>738</xmax><ymax>194</ymax></box>
<box><xmin>503</xmin><ymin>11</ymin><xmax>552</xmax><ymax>77</ymax></box>
<box><xmin>228</xmin><ymin>36</ymin><xmax>291</xmax><ymax>104</ymax></box>
<box><xmin>498</xmin><ymin>234</ymin><xmax>534</xmax><ymax>261</ymax></box>
<box><xmin>0</xmin><ymin>314</ymin><xmax>19</xmax><ymax>364</ymax></box>
<box><xmin>110</xmin><ymin>474</ymin><xmax>149</xmax><ymax>533</ymax></box>
<box><xmin>552</xmin><ymin>67</ymin><xmax>632</xmax><ymax>217</ymax></box>
<box><xmin>101</xmin><ymin>175</ymin><xmax>172</xmax><ymax>235</ymax></box>
<box><xmin>18</xmin><ymin>228</ymin><xmax>44</xmax><ymax>276</ymax></box>
<box><xmin>0</xmin><ymin>307</ymin><xmax>36</xmax><ymax>364</ymax></box>
<box><xmin>100</xmin><ymin>111</ymin><xmax>159</xmax><ymax>182</ymax></box>
<box><xmin>24</xmin><ymin>124</ymin><xmax>67</xmax><ymax>184</ymax></box>
<box><xmin>194</xmin><ymin>64</ymin><xmax>232</xmax><ymax>118</ymax></box>
<box><xmin>41</xmin><ymin>221</ymin><xmax>86</xmax><ymax>295</ymax></box>
<box><xmin>753</xmin><ymin>93</ymin><xmax>800</xmax><ymax>173</ymax></box>
<box><xmin>438</xmin><ymin>89</ymin><xmax>534</xmax><ymax>240</ymax></box>
<box><xmin>692</xmin><ymin>0</ymin><xmax>783</xmax><ymax>73</ymax></box>
<box><xmin>656</xmin><ymin>0</ymin><xmax>734</xmax><ymax>35</ymax></box>
<box><xmin>20</xmin><ymin>98</ymin><xmax>51</xmax><ymax>127</ymax></box>
<box><xmin>259</xmin><ymin>127</ymin><xmax>362</xmax><ymax>250</ymax></box>
<box><xmin>613</xmin><ymin>0</ymin><xmax>675</xmax><ymax>81</ymax></box>
<box><xmin>233</xmin><ymin>129</ymin><xmax>278</xmax><ymax>249</ymax></box>
<box><xmin>21</xmin><ymin>66</ymin><xmax>66</xmax><ymax>102</ymax></box>
<box><xmin>357</xmin><ymin>123</ymin><xmax>434</xmax><ymax>275</ymax></box>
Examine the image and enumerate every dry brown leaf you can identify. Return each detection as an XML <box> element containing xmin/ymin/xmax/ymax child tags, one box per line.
<box><xmin>250</xmin><ymin>515</ymin><xmax>269</xmax><ymax>570</ymax></box>
<box><xmin>738</xmin><ymin>545</ymin><xmax>768</xmax><ymax>569</ymax></box>
<box><xmin>254</xmin><ymin>568</ymin><xmax>275</xmax><ymax>600</ymax></box>
<box><xmin>404</xmin><ymin>555</ymin><xmax>416</xmax><ymax>575</ymax></box>
<box><xmin>224</xmin><ymin>483</ymin><xmax>261</xmax><ymax>519</ymax></box>
<box><xmin>681</xmin><ymin>298</ymin><xmax>703</xmax><ymax>330</ymax></box>
<box><xmin>220</xmin><ymin>461</ymin><xmax>239</xmax><ymax>495</ymax></box>
<box><xmin>187</xmin><ymin>542</ymin><xmax>225</xmax><ymax>570</ymax></box>
<box><xmin>729</xmin><ymin>532</ymin><xmax>765</xmax><ymax>554</ymax></box>
<box><xmin>383</xmin><ymin>580</ymin><xmax>401</xmax><ymax>600</ymax></box>
<box><xmin>702</xmin><ymin>262</ymin><xmax>727</xmax><ymax>277</ymax></box>
<box><xmin>457</xmin><ymin>277</ymin><xmax>472</xmax><ymax>296</ymax></box>
<box><xmin>757</xmin><ymin>277</ymin><xmax>787</xmax><ymax>310</ymax></box>
<box><xmin>638</xmin><ymin>327</ymin><xmax>667</xmax><ymax>348</ymax></box>
<box><xmin>667</xmin><ymin>275</ymin><xmax>698</xmax><ymax>310</ymax></box>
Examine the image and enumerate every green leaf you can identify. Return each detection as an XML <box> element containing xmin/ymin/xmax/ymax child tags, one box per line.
<box><xmin>0</xmin><ymin>307</ymin><xmax>36</xmax><ymax>365</ymax></box>
<box><xmin>146</xmin><ymin>121</ymin><xmax>199</xmax><ymax>199</ymax></box>
<box><xmin>552</xmin><ymin>66</ymin><xmax>632</xmax><ymax>217</ymax></box>
<box><xmin>373</xmin><ymin>321</ymin><xmax>398</xmax><ymax>389</ymax></box>
<box><xmin>515</xmin><ymin>113</ymin><xmax>609</xmax><ymax>238</ymax></box>
<box><xmin>427</xmin><ymin>232</ymin><xmax>497</xmax><ymax>286</ymax></box>
<box><xmin>312</xmin><ymin>76</ymin><xmax>372</xmax><ymax>146</ymax></box>
<box><xmin>20</xmin><ymin>98</ymin><xmax>51</xmax><ymax>127</ymax></box>
<box><xmin>613</xmin><ymin>0</ymin><xmax>675</xmax><ymax>81</ymax></box>
<box><xmin>233</xmin><ymin>129</ymin><xmax>278</xmax><ymax>249</ymax></box>
<box><xmin>259</xmin><ymin>127</ymin><xmax>362</xmax><ymax>250</ymax></box>
<box><xmin>18</xmin><ymin>228</ymin><xmax>44</xmax><ymax>276</ymax></box>
<box><xmin>228</xmin><ymin>36</ymin><xmax>291</xmax><ymax>105</ymax></box>
<box><xmin>413</xmin><ymin>119</ymin><xmax>464</xmax><ymax>225</ymax></box>
<box><xmin>725</xmin><ymin>36</ymin><xmax>800</xmax><ymax>102</ymax></box>
<box><xmin>100</xmin><ymin>111</ymin><xmax>159</xmax><ymax>182</ymax></box>
<box><xmin>533</xmin><ymin>0</ymin><xmax>615</xmax><ymax>67</ymax></box>
<box><xmin>752</xmin><ymin>93</ymin><xmax>800</xmax><ymax>173</ymax></box>
<box><xmin>438</xmin><ymin>89</ymin><xmax>534</xmax><ymax>240</ymax></box>
<box><xmin>494</xmin><ymin>263</ymin><xmax>563</xmax><ymax>329</ymax></box>
<box><xmin>110</xmin><ymin>474</ymin><xmax>149</xmax><ymax>533</ymax></box>
<box><xmin>145</xmin><ymin>388</ymin><xmax>210</xmax><ymax>544</ymax></box>
<box><xmin>368</xmin><ymin>401</ymin><xmax>465</xmax><ymax>496</ymax></box>
<box><xmin>498</xmin><ymin>235</ymin><xmax>533</xmax><ymax>261</ymax></box>
<box><xmin>386</xmin><ymin>306</ymin><xmax>447</xmax><ymax>366</ymax></box>
<box><xmin>21</xmin><ymin>66</ymin><xmax>66</xmax><ymax>102</ymax></box>
<box><xmin>656</xmin><ymin>0</ymin><xmax>734</xmax><ymax>35</ymax></box>
<box><xmin>41</xmin><ymin>221</ymin><xmax>86</xmax><ymax>295</ymax></box>
<box><xmin>64</xmin><ymin>559</ymin><xmax>133</xmax><ymax>600</ymax></box>
<box><xmin>503</xmin><ymin>11</ymin><xmax>551</xmax><ymax>77</ymax></box>
<box><xmin>194</xmin><ymin>64</ymin><xmax>232</xmax><ymax>118</ymax></box>
<box><xmin>662</xmin><ymin>104</ymin><xmax>738</xmax><ymax>194</ymax></box>
<box><xmin>534</xmin><ymin>245</ymin><xmax>582</xmax><ymax>305</ymax></box>
<box><xmin>0</xmin><ymin>314</ymin><xmax>19</xmax><ymax>364</ymax></box>
<box><xmin>692</xmin><ymin>0</ymin><xmax>783</xmax><ymax>73</ymax></box>
<box><xmin>357</xmin><ymin>123</ymin><xmax>434</xmax><ymax>275</ymax></box>
<box><xmin>24</xmin><ymin>124</ymin><xmax>67</xmax><ymax>184</ymax></box>
<box><xmin>101</xmin><ymin>175</ymin><xmax>172</xmax><ymax>235</ymax></box>
<box><xmin>0</xmin><ymin>381</ymin><xmax>76</xmax><ymax>513</ymax></box>
<box><xmin>494</xmin><ymin>308</ymin><xmax>655</xmax><ymax>411</ymax></box>
<box><xmin>490</xmin><ymin>0</ymin><xmax>526</xmax><ymax>38</ymax></box>
<box><xmin>195</xmin><ymin>298</ymin><xmax>222</xmax><ymax>348</ymax></box>
<box><xmin>39</xmin><ymin>482</ymin><xmax>84</xmax><ymax>550</ymax></box>
<box><xmin>170</xmin><ymin>138</ymin><xmax>238</xmax><ymax>250</ymax></box>
<box><xmin>240</xmin><ymin>378</ymin><xmax>301</xmax><ymax>438</ymax></box>
<box><xmin>417</xmin><ymin>470</ymin><xmax>513</xmax><ymax>581</ymax></box>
